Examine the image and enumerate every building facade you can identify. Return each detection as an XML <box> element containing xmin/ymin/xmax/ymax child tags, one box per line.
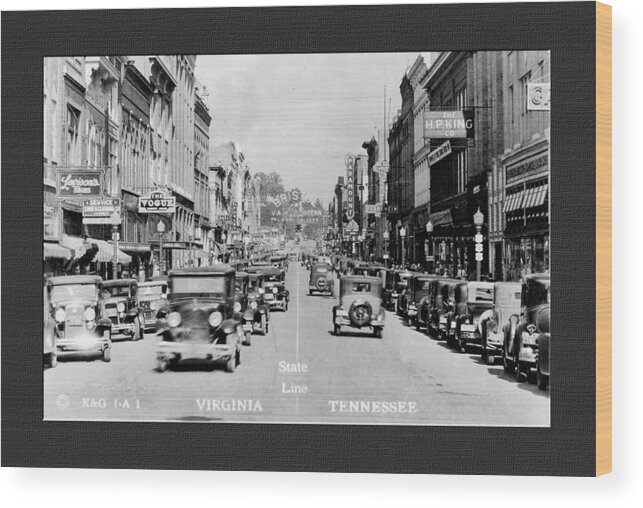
<box><xmin>499</xmin><ymin>51</ymin><xmax>550</xmax><ymax>281</ymax></box>
<box><xmin>420</xmin><ymin>51</ymin><xmax>504</xmax><ymax>279</ymax></box>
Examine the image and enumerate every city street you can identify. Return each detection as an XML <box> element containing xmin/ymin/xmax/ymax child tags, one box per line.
<box><xmin>44</xmin><ymin>263</ymin><xmax>549</xmax><ymax>425</ymax></box>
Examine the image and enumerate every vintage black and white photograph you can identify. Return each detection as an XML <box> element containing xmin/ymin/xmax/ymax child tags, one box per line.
<box><xmin>42</xmin><ymin>51</ymin><xmax>551</xmax><ymax>426</ymax></box>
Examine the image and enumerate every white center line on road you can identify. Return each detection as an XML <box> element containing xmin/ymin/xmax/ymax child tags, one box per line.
<box><xmin>295</xmin><ymin>262</ymin><xmax>300</xmax><ymax>415</ymax></box>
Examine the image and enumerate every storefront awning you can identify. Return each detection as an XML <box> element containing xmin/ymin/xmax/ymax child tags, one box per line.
<box><xmin>503</xmin><ymin>184</ymin><xmax>548</xmax><ymax>213</ymax></box>
<box><xmin>119</xmin><ymin>242</ymin><xmax>151</xmax><ymax>253</ymax></box>
<box><xmin>90</xmin><ymin>238</ymin><xmax>132</xmax><ymax>264</ymax></box>
<box><xmin>44</xmin><ymin>241</ymin><xmax>73</xmax><ymax>260</ymax></box>
<box><xmin>61</xmin><ymin>234</ymin><xmax>90</xmax><ymax>258</ymax></box>
<box><xmin>503</xmin><ymin>190</ymin><xmax>524</xmax><ymax>213</ymax></box>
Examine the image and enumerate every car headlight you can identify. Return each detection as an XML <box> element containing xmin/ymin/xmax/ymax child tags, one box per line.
<box><xmin>208</xmin><ymin>311</ymin><xmax>223</xmax><ymax>328</ymax></box>
<box><xmin>233</xmin><ymin>302</ymin><xmax>241</xmax><ymax>312</ymax></box>
<box><xmin>55</xmin><ymin>308</ymin><xmax>66</xmax><ymax>322</ymax></box>
<box><xmin>250</xmin><ymin>301</ymin><xmax>258</xmax><ymax>310</ymax></box>
<box><xmin>86</xmin><ymin>321</ymin><xmax>95</xmax><ymax>329</ymax></box>
<box><xmin>465</xmin><ymin>317</ymin><xmax>471</xmax><ymax>324</ymax></box>
<box><xmin>167</xmin><ymin>312</ymin><xmax>182</xmax><ymax>327</ymax></box>
<box><xmin>258</xmin><ymin>288</ymin><xmax>265</xmax><ymax>295</ymax></box>
<box><xmin>117</xmin><ymin>302</ymin><xmax>125</xmax><ymax>312</ymax></box>
<box><xmin>84</xmin><ymin>307</ymin><xmax>95</xmax><ymax>321</ymax></box>
<box><xmin>272</xmin><ymin>287</ymin><xmax>278</xmax><ymax>294</ymax></box>
<box><xmin>150</xmin><ymin>301</ymin><xmax>158</xmax><ymax>311</ymax></box>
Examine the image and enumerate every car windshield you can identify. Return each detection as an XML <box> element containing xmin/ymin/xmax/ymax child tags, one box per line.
<box><xmin>351</xmin><ymin>282</ymin><xmax>371</xmax><ymax>293</ymax></box>
<box><xmin>140</xmin><ymin>285</ymin><xmax>163</xmax><ymax>296</ymax></box>
<box><xmin>172</xmin><ymin>276</ymin><xmax>225</xmax><ymax>296</ymax></box>
<box><xmin>248</xmin><ymin>279</ymin><xmax>262</xmax><ymax>290</ymax></box>
<box><xmin>104</xmin><ymin>285</ymin><xmax>130</xmax><ymax>298</ymax></box>
<box><xmin>266</xmin><ymin>275</ymin><xmax>281</xmax><ymax>282</ymax></box>
<box><xmin>234</xmin><ymin>281</ymin><xmax>246</xmax><ymax>293</ymax></box>
<box><xmin>51</xmin><ymin>283</ymin><xmax>98</xmax><ymax>302</ymax></box>
<box><xmin>416</xmin><ymin>280</ymin><xmax>432</xmax><ymax>291</ymax></box>
<box><xmin>468</xmin><ymin>286</ymin><xmax>494</xmax><ymax>303</ymax></box>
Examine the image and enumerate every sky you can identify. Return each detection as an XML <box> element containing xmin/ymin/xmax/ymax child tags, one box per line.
<box><xmin>197</xmin><ymin>53</ymin><xmax>431</xmax><ymax>205</ymax></box>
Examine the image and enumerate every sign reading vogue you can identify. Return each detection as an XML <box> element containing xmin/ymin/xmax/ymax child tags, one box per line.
<box><xmin>138</xmin><ymin>191</ymin><xmax>176</xmax><ymax>214</ymax></box>
<box><xmin>58</xmin><ymin>171</ymin><xmax>102</xmax><ymax>198</ymax></box>
<box><xmin>423</xmin><ymin>110</ymin><xmax>475</xmax><ymax>139</ymax></box>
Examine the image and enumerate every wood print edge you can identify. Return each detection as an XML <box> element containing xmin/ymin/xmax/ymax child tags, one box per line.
<box><xmin>596</xmin><ymin>0</ymin><xmax>612</xmax><ymax>477</ymax></box>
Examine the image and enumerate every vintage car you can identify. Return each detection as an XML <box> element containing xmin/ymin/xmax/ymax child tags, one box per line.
<box><xmin>426</xmin><ymin>279</ymin><xmax>456</xmax><ymax>338</ymax></box>
<box><xmin>233</xmin><ymin>259</ymin><xmax>250</xmax><ymax>272</ymax></box>
<box><xmin>45</xmin><ymin>275</ymin><xmax>112</xmax><ymax>362</ymax></box>
<box><xmin>270</xmin><ymin>255</ymin><xmax>288</xmax><ymax>270</ymax></box>
<box><xmin>393</xmin><ymin>270</ymin><xmax>415</xmax><ymax>316</ymax></box>
<box><xmin>43</xmin><ymin>285</ymin><xmax>58</xmax><ymax>367</ymax></box>
<box><xmin>262</xmin><ymin>267</ymin><xmax>290</xmax><ymax>311</ymax></box>
<box><xmin>139</xmin><ymin>278</ymin><xmax>169</xmax><ymax>330</ymax></box>
<box><xmin>332</xmin><ymin>276</ymin><xmax>385</xmax><ymax>337</ymax></box>
<box><xmin>502</xmin><ymin>274</ymin><xmax>551</xmax><ymax>383</ymax></box>
<box><xmin>536</xmin><ymin>328</ymin><xmax>550</xmax><ymax>390</ymax></box>
<box><xmin>452</xmin><ymin>281</ymin><xmax>495</xmax><ymax>353</ymax></box>
<box><xmin>382</xmin><ymin>268</ymin><xmax>396</xmax><ymax>309</ymax></box>
<box><xmin>242</xmin><ymin>270</ymin><xmax>271</xmax><ymax>339</ymax></box>
<box><xmin>309</xmin><ymin>263</ymin><xmax>334</xmax><ymax>296</ymax></box>
<box><xmin>480</xmin><ymin>282</ymin><xmax>522</xmax><ymax>364</ymax></box>
<box><xmin>406</xmin><ymin>274</ymin><xmax>438</xmax><ymax>330</ymax></box>
<box><xmin>101</xmin><ymin>279</ymin><xmax>144</xmax><ymax>340</ymax></box>
<box><xmin>234</xmin><ymin>271</ymin><xmax>249</xmax><ymax>313</ymax></box>
<box><xmin>155</xmin><ymin>266</ymin><xmax>242</xmax><ymax>372</ymax></box>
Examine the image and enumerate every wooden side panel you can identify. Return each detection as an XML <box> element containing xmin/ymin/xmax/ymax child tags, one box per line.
<box><xmin>595</xmin><ymin>1</ymin><xmax>612</xmax><ymax>477</ymax></box>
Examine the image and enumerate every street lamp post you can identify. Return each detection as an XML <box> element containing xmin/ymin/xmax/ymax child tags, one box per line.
<box><xmin>110</xmin><ymin>212</ymin><xmax>121</xmax><ymax>280</ymax></box>
<box><xmin>399</xmin><ymin>226</ymin><xmax>406</xmax><ymax>267</ymax></box>
<box><xmin>473</xmin><ymin>207</ymin><xmax>485</xmax><ymax>282</ymax></box>
<box><xmin>157</xmin><ymin>220</ymin><xmax>166</xmax><ymax>275</ymax></box>
<box><xmin>383</xmin><ymin>230</ymin><xmax>390</xmax><ymax>267</ymax></box>
<box><xmin>425</xmin><ymin>219</ymin><xmax>434</xmax><ymax>274</ymax></box>
<box><xmin>222</xmin><ymin>232</ymin><xmax>227</xmax><ymax>263</ymax></box>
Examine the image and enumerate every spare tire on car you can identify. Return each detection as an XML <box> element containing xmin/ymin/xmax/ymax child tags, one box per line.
<box><xmin>348</xmin><ymin>299</ymin><xmax>372</xmax><ymax>328</ymax></box>
<box><xmin>316</xmin><ymin>277</ymin><xmax>327</xmax><ymax>290</ymax></box>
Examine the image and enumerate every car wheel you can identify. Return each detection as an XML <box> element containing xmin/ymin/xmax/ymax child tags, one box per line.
<box><xmin>102</xmin><ymin>347</ymin><xmax>111</xmax><ymax>363</ymax></box>
<box><xmin>515</xmin><ymin>358</ymin><xmax>526</xmax><ymax>383</ymax></box>
<box><xmin>536</xmin><ymin>361</ymin><xmax>549</xmax><ymax>390</ymax></box>
<box><xmin>131</xmin><ymin>318</ymin><xmax>140</xmax><ymax>341</ymax></box>
<box><xmin>48</xmin><ymin>352</ymin><xmax>58</xmax><ymax>368</ymax></box>
<box><xmin>236</xmin><ymin>348</ymin><xmax>241</xmax><ymax>366</ymax></box>
<box><xmin>284</xmin><ymin>301</ymin><xmax>289</xmax><ymax>311</ymax></box>
<box><xmin>334</xmin><ymin>324</ymin><xmax>341</xmax><ymax>336</ymax></box>
<box><xmin>225</xmin><ymin>353</ymin><xmax>236</xmax><ymax>373</ymax></box>
<box><xmin>415</xmin><ymin>319</ymin><xmax>420</xmax><ymax>331</ymax></box>
<box><xmin>157</xmin><ymin>358</ymin><xmax>168</xmax><ymax>372</ymax></box>
<box><xmin>456</xmin><ymin>331</ymin><xmax>466</xmax><ymax>353</ymax></box>
<box><xmin>374</xmin><ymin>327</ymin><xmax>383</xmax><ymax>338</ymax></box>
<box><xmin>244</xmin><ymin>331</ymin><xmax>252</xmax><ymax>346</ymax></box>
<box><xmin>503</xmin><ymin>352</ymin><xmax>514</xmax><ymax>373</ymax></box>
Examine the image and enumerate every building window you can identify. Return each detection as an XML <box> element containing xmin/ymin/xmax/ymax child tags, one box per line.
<box><xmin>520</xmin><ymin>71</ymin><xmax>532</xmax><ymax>140</ymax></box>
<box><xmin>457</xmin><ymin>150</ymin><xmax>467</xmax><ymax>194</ymax></box>
<box><xmin>66</xmin><ymin>105</ymin><xmax>81</xmax><ymax>164</ymax></box>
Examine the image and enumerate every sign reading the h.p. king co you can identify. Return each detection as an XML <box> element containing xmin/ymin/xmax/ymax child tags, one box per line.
<box><xmin>58</xmin><ymin>170</ymin><xmax>103</xmax><ymax>198</ymax></box>
<box><xmin>138</xmin><ymin>191</ymin><xmax>176</xmax><ymax>214</ymax></box>
<box><xmin>423</xmin><ymin>110</ymin><xmax>475</xmax><ymax>139</ymax></box>
<box><xmin>345</xmin><ymin>153</ymin><xmax>356</xmax><ymax>220</ymax></box>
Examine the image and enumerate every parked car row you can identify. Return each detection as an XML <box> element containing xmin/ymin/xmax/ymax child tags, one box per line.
<box><xmin>44</xmin><ymin>262</ymin><xmax>291</xmax><ymax>374</ymax></box>
<box><xmin>394</xmin><ymin>271</ymin><xmax>551</xmax><ymax>390</ymax></box>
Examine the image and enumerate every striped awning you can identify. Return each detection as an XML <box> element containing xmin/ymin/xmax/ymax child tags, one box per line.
<box><xmin>44</xmin><ymin>242</ymin><xmax>73</xmax><ymax>260</ymax></box>
<box><xmin>61</xmin><ymin>234</ymin><xmax>90</xmax><ymax>258</ymax></box>
<box><xmin>524</xmin><ymin>184</ymin><xmax>548</xmax><ymax>209</ymax></box>
<box><xmin>503</xmin><ymin>191</ymin><xmax>525</xmax><ymax>213</ymax></box>
<box><xmin>90</xmin><ymin>238</ymin><xmax>132</xmax><ymax>264</ymax></box>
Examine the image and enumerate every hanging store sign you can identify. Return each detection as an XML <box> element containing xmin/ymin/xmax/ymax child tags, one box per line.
<box><xmin>138</xmin><ymin>191</ymin><xmax>176</xmax><ymax>214</ymax></box>
<box><xmin>373</xmin><ymin>160</ymin><xmax>390</xmax><ymax>205</ymax></box>
<box><xmin>58</xmin><ymin>170</ymin><xmax>103</xmax><ymax>198</ymax></box>
<box><xmin>345</xmin><ymin>153</ymin><xmax>356</xmax><ymax>220</ymax></box>
<box><xmin>527</xmin><ymin>83</ymin><xmax>551</xmax><ymax>111</ymax></box>
<box><xmin>423</xmin><ymin>110</ymin><xmax>475</xmax><ymax>139</ymax></box>
<box><xmin>428</xmin><ymin>141</ymin><xmax>452</xmax><ymax>166</ymax></box>
<box><xmin>82</xmin><ymin>198</ymin><xmax>121</xmax><ymax>224</ymax></box>
<box><xmin>365</xmin><ymin>203</ymin><xmax>382</xmax><ymax>216</ymax></box>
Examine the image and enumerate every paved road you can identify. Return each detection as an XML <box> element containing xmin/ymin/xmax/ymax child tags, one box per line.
<box><xmin>44</xmin><ymin>263</ymin><xmax>549</xmax><ymax>425</ymax></box>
